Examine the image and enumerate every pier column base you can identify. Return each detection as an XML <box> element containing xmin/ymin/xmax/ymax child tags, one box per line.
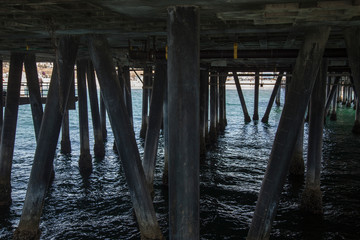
<box><xmin>301</xmin><ymin>185</ymin><xmax>323</xmax><ymax>214</ymax></box>
<box><xmin>289</xmin><ymin>122</ymin><xmax>304</xmax><ymax>176</ymax></box>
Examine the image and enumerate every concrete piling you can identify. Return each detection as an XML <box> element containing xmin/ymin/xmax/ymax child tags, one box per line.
<box><xmin>143</xmin><ymin>62</ymin><xmax>166</xmax><ymax>195</ymax></box>
<box><xmin>301</xmin><ymin>60</ymin><xmax>327</xmax><ymax>214</ymax></box>
<box><xmin>24</xmin><ymin>54</ymin><xmax>43</xmax><ymax>141</ymax></box>
<box><xmin>261</xmin><ymin>72</ymin><xmax>284</xmax><ymax>123</ymax></box>
<box><xmin>14</xmin><ymin>36</ymin><xmax>79</xmax><ymax>239</ymax></box>
<box><xmin>77</xmin><ymin>60</ymin><xmax>92</xmax><ymax>177</ymax></box>
<box><xmin>89</xmin><ymin>35</ymin><xmax>163</xmax><ymax>239</ymax></box>
<box><xmin>0</xmin><ymin>52</ymin><xmax>24</xmax><ymax>207</ymax></box>
<box><xmin>233</xmin><ymin>72</ymin><xmax>251</xmax><ymax>123</ymax></box>
<box><xmin>168</xmin><ymin>6</ymin><xmax>200</xmax><ymax>239</ymax></box>
<box><xmin>247</xmin><ymin>26</ymin><xmax>330</xmax><ymax>240</ymax></box>
<box><xmin>87</xmin><ymin>60</ymin><xmax>105</xmax><ymax>159</ymax></box>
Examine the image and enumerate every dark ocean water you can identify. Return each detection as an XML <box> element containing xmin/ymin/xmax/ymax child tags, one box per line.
<box><xmin>1</xmin><ymin>88</ymin><xmax>359</xmax><ymax>239</ymax></box>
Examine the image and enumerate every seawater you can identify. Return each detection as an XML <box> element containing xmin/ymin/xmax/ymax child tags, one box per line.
<box><xmin>0</xmin><ymin>88</ymin><xmax>359</xmax><ymax>239</ymax></box>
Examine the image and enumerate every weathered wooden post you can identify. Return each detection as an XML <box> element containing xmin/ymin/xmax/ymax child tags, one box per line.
<box><xmin>209</xmin><ymin>71</ymin><xmax>218</xmax><ymax>141</ymax></box>
<box><xmin>346</xmin><ymin>85</ymin><xmax>352</xmax><ymax>107</ymax></box>
<box><xmin>0</xmin><ymin>59</ymin><xmax>3</xmax><ymax>142</ymax></box>
<box><xmin>344</xmin><ymin>27</ymin><xmax>360</xmax><ymax>113</ymax></box>
<box><xmin>200</xmin><ymin>69</ymin><xmax>208</xmax><ymax>157</ymax></box>
<box><xmin>233</xmin><ymin>72</ymin><xmax>251</xmax><ymax>123</ymax></box>
<box><xmin>215</xmin><ymin>72</ymin><xmax>219</xmax><ymax>130</ymax></box>
<box><xmin>88</xmin><ymin>35</ymin><xmax>163</xmax><ymax>239</ymax></box>
<box><xmin>218</xmin><ymin>71</ymin><xmax>227</xmax><ymax>131</ymax></box>
<box><xmin>100</xmin><ymin>93</ymin><xmax>107</xmax><ymax>141</ymax></box>
<box><xmin>24</xmin><ymin>53</ymin><xmax>43</xmax><ymax>141</ymax></box>
<box><xmin>0</xmin><ymin>53</ymin><xmax>24</xmax><ymax>207</ymax></box>
<box><xmin>253</xmin><ymin>72</ymin><xmax>259</xmax><ymax>120</ymax></box>
<box><xmin>247</xmin><ymin>26</ymin><xmax>330</xmax><ymax>240</ymax></box>
<box><xmin>353</xmin><ymin>97</ymin><xmax>360</xmax><ymax>134</ymax></box>
<box><xmin>275</xmin><ymin>85</ymin><xmax>281</xmax><ymax>106</ymax></box>
<box><xmin>14</xmin><ymin>36</ymin><xmax>78</xmax><ymax>239</ymax></box>
<box><xmin>60</xmin><ymin>110</ymin><xmax>71</xmax><ymax>154</ymax></box>
<box><xmin>162</xmin><ymin>69</ymin><xmax>169</xmax><ymax>186</ymax></box>
<box><xmin>330</xmin><ymin>86</ymin><xmax>338</xmax><ymax>120</ymax></box>
<box><xmin>77</xmin><ymin>60</ymin><xmax>92</xmax><ymax>177</ymax></box>
<box><xmin>168</xmin><ymin>6</ymin><xmax>200</xmax><ymax>239</ymax></box>
<box><xmin>301</xmin><ymin>60</ymin><xmax>327</xmax><ymax>214</ymax></box>
<box><xmin>140</xmin><ymin>66</ymin><xmax>151</xmax><ymax>138</ymax></box>
<box><xmin>87</xmin><ymin>60</ymin><xmax>105</xmax><ymax>159</ymax></box>
<box><xmin>261</xmin><ymin>72</ymin><xmax>284</xmax><ymax>123</ymax></box>
<box><xmin>324</xmin><ymin>77</ymin><xmax>340</xmax><ymax>119</ymax></box>
<box><xmin>123</xmin><ymin>66</ymin><xmax>133</xmax><ymax>127</ymax></box>
<box><xmin>143</xmin><ymin>62</ymin><xmax>166</xmax><ymax>195</ymax></box>
<box><xmin>289</xmin><ymin>121</ymin><xmax>305</xmax><ymax>176</ymax></box>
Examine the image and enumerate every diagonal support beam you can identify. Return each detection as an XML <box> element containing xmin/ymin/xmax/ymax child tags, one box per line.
<box><xmin>261</xmin><ymin>72</ymin><xmax>284</xmax><ymax>123</ymax></box>
<box><xmin>88</xmin><ymin>35</ymin><xmax>163</xmax><ymax>240</ymax></box>
<box><xmin>247</xmin><ymin>26</ymin><xmax>330</xmax><ymax>240</ymax></box>
<box><xmin>233</xmin><ymin>72</ymin><xmax>251</xmax><ymax>122</ymax></box>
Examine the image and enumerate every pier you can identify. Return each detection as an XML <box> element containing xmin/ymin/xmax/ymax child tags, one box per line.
<box><xmin>0</xmin><ymin>1</ymin><xmax>360</xmax><ymax>239</ymax></box>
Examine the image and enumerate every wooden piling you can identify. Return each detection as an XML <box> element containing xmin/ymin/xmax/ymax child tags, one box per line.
<box><xmin>330</xmin><ymin>87</ymin><xmax>338</xmax><ymax>121</ymax></box>
<box><xmin>14</xmin><ymin>36</ymin><xmax>78</xmax><ymax>239</ymax></box>
<box><xmin>233</xmin><ymin>72</ymin><xmax>251</xmax><ymax>123</ymax></box>
<box><xmin>0</xmin><ymin>52</ymin><xmax>24</xmax><ymax>207</ymax></box>
<box><xmin>162</xmin><ymin>70</ymin><xmax>169</xmax><ymax>186</ymax></box>
<box><xmin>88</xmin><ymin>35</ymin><xmax>163</xmax><ymax>239</ymax></box>
<box><xmin>209</xmin><ymin>71</ymin><xmax>218</xmax><ymax>141</ymax></box>
<box><xmin>353</xmin><ymin>97</ymin><xmax>360</xmax><ymax>134</ymax></box>
<box><xmin>344</xmin><ymin>27</ymin><xmax>360</xmax><ymax>111</ymax></box>
<box><xmin>60</xmin><ymin>110</ymin><xmax>71</xmax><ymax>154</ymax></box>
<box><xmin>301</xmin><ymin>60</ymin><xmax>327</xmax><ymax>214</ymax></box>
<box><xmin>346</xmin><ymin>86</ymin><xmax>352</xmax><ymax>107</ymax></box>
<box><xmin>168</xmin><ymin>6</ymin><xmax>200</xmax><ymax>239</ymax></box>
<box><xmin>77</xmin><ymin>60</ymin><xmax>92</xmax><ymax>177</ymax></box>
<box><xmin>140</xmin><ymin>66</ymin><xmax>151</xmax><ymax>139</ymax></box>
<box><xmin>275</xmin><ymin>85</ymin><xmax>281</xmax><ymax>106</ymax></box>
<box><xmin>87</xmin><ymin>60</ymin><xmax>105</xmax><ymax>159</ymax></box>
<box><xmin>218</xmin><ymin>71</ymin><xmax>226</xmax><ymax>131</ymax></box>
<box><xmin>0</xmin><ymin>60</ymin><xmax>3</xmax><ymax>143</ymax></box>
<box><xmin>261</xmin><ymin>72</ymin><xmax>284</xmax><ymax>123</ymax></box>
<box><xmin>253</xmin><ymin>72</ymin><xmax>259</xmax><ymax>121</ymax></box>
<box><xmin>324</xmin><ymin>77</ymin><xmax>340</xmax><ymax>119</ymax></box>
<box><xmin>289</xmin><ymin>121</ymin><xmax>305</xmax><ymax>176</ymax></box>
<box><xmin>247</xmin><ymin>26</ymin><xmax>330</xmax><ymax>240</ymax></box>
<box><xmin>100</xmin><ymin>93</ymin><xmax>107</xmax><ymax>141</ymax></box>
<box><xmin>123</xmin><ymin>66</ymin><xmax>133</xmax><ymax>127</ymax></box>
<box><xmin>24</xmin><ymin>54</ymin><xmax>43</xmax><ymax>141</ymax></box>
<box><xmin>200</xmin><ymin>69</ymin><xmax>209</xmax><ymax>157</ymax></box>
<box><xmin>143</xmin><ymin>62</ymin><xmax>166</xmax><ymax>195</ymax></box>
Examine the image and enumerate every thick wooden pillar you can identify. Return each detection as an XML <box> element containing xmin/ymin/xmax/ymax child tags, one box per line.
<box><xmin>209</xmin><ymin>71</ymin><xmax>217</xmax><ymax>141</ymax></box>
<box><xmin>301</xmin><ymin>60</ymin><xmax>327</xmax><ymax>214</ymax></box>
<box><xmin>140</xmin><ymin>66</ymin><xmax>151</xmax><ymax>138</ymax></box>
<box><xmin>100</xmin><ymin>93</ymin><xmax>107</xmax><ymax>141</ymax></box>
<box><xmin>60</xmin><ymin>110</ymin><xmax>71</xmax><ymax>154</ymax></box>
<box><xmin>0</xmin><ymin>53</ymin><xmax>24</xmax><ymax>207</ymax></box>
<box><xmin>289</xmin><ymin>120</ymin><xmax>305</xmax><ymax>176</ymax></box>
<box><xmin>77</xmin><ymin>60</ymin><xmax>92</xmax><ymax>177</ymax></box>
<box><xmin>353</xmin><ymin>97</ymin><xmax>360</xmax><ymax>134</ymax></box>
<box><xmin>218</xmin><ymin>71</ymin><xmax>226</xmax><ymax>131</ymax></box>
<box><xmin>162</xmin><ymin>70</ymin><xmax>169</xmax><ymax>186</ymax></box>
<box><xmin>87</xmin><ymin>60</ymin><xmax>105</xmax><ymax>159</ymax></box>
<box><xmin>346</xmin><ymin>85</ymin><xmax>352</xmax><ymax>107</ymax></box>
<box><xmin>233</xmin><ymin>72</ymin><xmax>251</xmax><ymax>122</ymax></box>
<box><xmin>253</xmin><ymin>72</ymin><xmax>260</xmax><ymax>120</ymax></box>
<box><xmin>344</xmin><ymin>27</ymin><xmax>360</xmax><ymax>112</ymax></box>
<box><xmin>324</xmin><ymin>77</ymin><xmax>340</xmax><ymax>119</ymax></box>
<box><xmin>168</xmin><ymin>6</ymin><xmax>200</xmax><ymax>239</ymax></box>
<box><xmin>215</xmin><ymin>72</ymin><xmax>219</xmax><ymax>129</ymax></box>
<box><xmin>143</xmin><ymin>62</ymin><xmax>166</xmax><ymax>195</ymax></box>
<box><xmin>89</xmin><ymin>35</ymin><xmax>163</xmax><ymax>239</ymax></box>
<box><xmin>261</xmin><ymin>72</ymin><xmax>284</xmax><ymax>123</ymax></box>
<box><xmin>247</xmin><ymin>26</ymin><xmax>330</xmax><ymax>240</ymax></box>
<box><xmin>0</xmin><ymin>60</ymin><xmax>3</xmax><ymax>143</ymax></box>
<box><xmin>330</xmin><ymin>87</ymin><xmax>338</xmax><ymax>121</ymax></box>
<box><xmin>14</xmin><ymin>36</ymin><xmax>78</xmax><ymax>239</ymax></box>
<box><xmin>123</xmin><ymin>66</ymin><xmax>133</xmax><ymax>126</ymax></box>
<box><xmin>275</xmin><ymin>85</ymin><xmax>281</xmax><ymax>106</ymax></box>
<box><xmin>24</xmin><ymin>54</ymin><xmax>43</xmax><ymax>141</ymax></box>
<box><xmin>200</xmin><ymin>69</ymin><xmax>208</xmax><ymax>157</ymax></box>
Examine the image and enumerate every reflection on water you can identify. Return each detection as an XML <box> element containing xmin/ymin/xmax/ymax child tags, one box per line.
<box><xmin>0</xmin><ymin>89</ymin><xmax>359</xmax><ymax>239</ymax></box>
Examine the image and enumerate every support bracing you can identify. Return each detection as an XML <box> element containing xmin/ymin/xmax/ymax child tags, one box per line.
<box><xmin>0</xmin><ymin>52</ymin><xmax>24</xmax><ymax>207</ymax></box>
<box><xmin>14</xmin><ymin>36</ymin><xmax>79</xmax><ymax>239</ymax></box>
<box><xmin>233</xmin><ymin>72</ymin><xmax>251</xmax><ymax>122</ymax></box>
<box><xmin>261</xmin><ymin>72</ymin><xmax>284</xmax><ymax>123</ymax></box>
<box><xmin>168</xmin><ymin>6</ymin><xmax>200</xmax><ymax>239</ymax></box>
<box><xmin>143</xmin><ymin>62</ymin><xmax>166</xmax><ymax>195</ymax></box>
<box><xmin>89</xmin><ymin>35</ymin><xmax>163</xmax><ymax>239</ymax></box>
<box><xmin>247</xmin><ymin>26</ymin><xmax>330</xmax><ymax>240</ymax></box>
<box><xmin>87</xmin><ymin>60</ymin><xmax>105</xmax><ymax>159</ymax></box>
<box><xmin>77</xmin><ymin>60</ymin><xmax>92</xmax><ymax>177</ymax></box>
<box><xmin>24</xmin><ymin>54</ymin><xmax>43</xmax><ymax>141</ymax></box>
<box><xmin>301</xmin><ymin>60</ymin><xmax>327</xmax><ymax>214</ymax></box>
